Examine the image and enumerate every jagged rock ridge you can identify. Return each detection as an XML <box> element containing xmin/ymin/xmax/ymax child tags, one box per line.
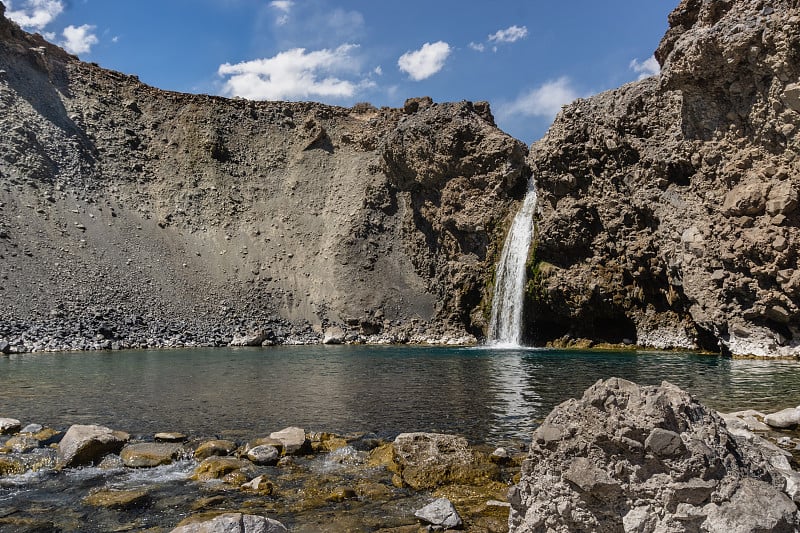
<box><xmin>528</xmin><ymin>0</ymin><xmax>800</xmax><ymax>356</ymax></box>
<box><xmin>0</xmin><ymin>3</ymin><xmax>529</xmax><ymax>350</ymax></box>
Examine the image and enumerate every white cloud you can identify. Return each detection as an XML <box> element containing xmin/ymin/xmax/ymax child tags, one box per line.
<box><xmin>397</xmin><ymin>41</ymin><xmax>451</xmax><ymax>81</ymax></box>
<box><xmin>6</xmin><ymin>0</ymin><xmax>64</xmax><ymax>31</ymax></box>
<box><xmin>488</xmin><ymin>25</ymin><xmax>528</xmax><ymax>44</ymax></box>
<box><xmin>374</xmin><ymin>65</ymin><xmax>383</xmax><ymax>76</ymax></box>
<box><xmin>270</xmin><ymin>0</ymin><xmax>293</xmax><ymax>12</ymax></box>
<box><xmin>61</xmin><ymin>24</ymin><xmax>98</xmax><ymax>55</ymax></box>
<box><xmin>218</xmin><ymin>44</ymin><xmax>375</xmax><ymax>101</ymax></box>
<box><xmin>629</xmin><ymin>56</ymin><xmax>660</xmax><ymax>80</ymax></box>
<box><xmin>498</xmin><ymin>77</ymin><xmax>579</xmax><ymax>120</ymax></box>
<box><xmin>468</xmin><ymin>42</ymin><xmax>485</xmax><ymax>52</ymax></box>
<box><xmin>269</xmin><ymin>0</ymin><xmax>293</xmax><ymax>25</ymax></box>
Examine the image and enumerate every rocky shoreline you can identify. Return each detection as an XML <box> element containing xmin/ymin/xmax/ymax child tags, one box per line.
<box><xmin>1</xmin><ymin>379</ymin><xmax>799</xmax><ymax>532</ymax></box>
<box><xmin>0</xmin><ymin>314</ymin><xmax>479</xmax><ymax>355</ymax></box>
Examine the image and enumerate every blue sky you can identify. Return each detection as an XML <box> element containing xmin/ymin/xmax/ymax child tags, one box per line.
<box><xmin>4</xmin><ymin>0</ymin><xmax>674</xmax><ymax>143</ymax></box>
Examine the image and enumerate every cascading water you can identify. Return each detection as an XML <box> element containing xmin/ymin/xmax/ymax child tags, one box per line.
<box><xmin>488</xmin><ymin>180</ymin><xmax>538</xmax><ymax>347</ymax></box>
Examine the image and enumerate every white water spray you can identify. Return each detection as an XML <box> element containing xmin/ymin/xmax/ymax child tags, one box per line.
<box><xmin>488</xmin><ymin>180</ymin><xmax>538</xmax><ymax>347</ymax></box>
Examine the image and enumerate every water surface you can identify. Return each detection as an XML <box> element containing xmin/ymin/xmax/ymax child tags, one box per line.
<box><xmin>2</xmin><ymin>345</ymin><xmax>799</xmax><ymax>442</ymax></box>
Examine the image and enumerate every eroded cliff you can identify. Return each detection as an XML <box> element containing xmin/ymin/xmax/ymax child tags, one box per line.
<box><xmin>528</xmin><ymin>0</ymin><xmax>800</xmax><ymax>356</ymax></box>
<box><xmin>0</xmin><ymin>3</ymin><xmax>529</xmax><ymax>351</ymax></box>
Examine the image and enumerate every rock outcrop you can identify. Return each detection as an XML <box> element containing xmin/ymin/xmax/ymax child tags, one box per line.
<box><xmin>527</xmin><ymin>0</ymin><xmax>800</xmax><ymax>356</ymax></box>
<box><xmin>0</xmin><ymin>3</ymin><xmax>528</xmax><ymax>352</ymax></box>
<box><xmin>509</xmin><ymin>378</ymin><xmax>800</xmax><ymax>532</ymax></box>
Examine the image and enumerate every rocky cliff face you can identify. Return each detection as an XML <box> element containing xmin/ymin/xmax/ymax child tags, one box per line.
<box><xmin>528</xmin><ymin>0</ymin><xmax>800</xmax><ymax>356</ymax></box>
<box><xmin>0</xmin><ymin>4</ymin><xmax>529</xmax><ymax>351</ymax></box>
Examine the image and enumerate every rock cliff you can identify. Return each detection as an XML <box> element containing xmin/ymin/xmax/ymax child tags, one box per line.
<box><xmin>0</xmin><ymin>3</ymin><xmax>529</xmax><ymax>350</ymax></box>
<box><xmin>528</xmin><ymin>0</ymin><xmax>800</xmax><ymax>356</ymax></box>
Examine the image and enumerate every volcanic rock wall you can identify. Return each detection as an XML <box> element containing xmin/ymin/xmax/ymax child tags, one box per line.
<box><xmin>528</xmin><ymin>0</ymin><xmax>800</xmax><ymax>356</ymax></box>
<box><xmin>0</xmin><ymin>3</ymin><xmax>529</xmax><ymax>350</ymax></box>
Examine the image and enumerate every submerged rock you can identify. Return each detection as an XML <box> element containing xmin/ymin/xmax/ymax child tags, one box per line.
<box><xmin>508</xmin><ymin>378</ymin><xmax>800</xmax><ymax>532</ymax></box>
<box><xmin>57</xmin><ymin>424</ymin><xmax>130</xmax><ymax>468</ymax></box>
<box><xmin>155</xmin><ymin>432</ymin><xmax>187</xmax><ymax>442</ymax></box>
<box><xmin>83</xmin><ymin>489</ymin><xmax>150</xmax><ymax>510</ymax></box>
<box><xmin>3</xmin><ymin>435</ymin><xmax>39</xmax><ymax>453</ymax></box>
<box><xmin>392</xmin><ymin>432</ymin><xmax>499</xmax><ymax>490</ymax></box>
<box><xmin>170</xmin><ymin>513</ymin><xmax>287</xmax><ymax>533</ymax></box>
<box><xmin>192</xmin><ymin>456</ymin><xmax>249</xmax><ymax>481</ymax></box>
<box><xmin>120</xmin><ymin>442</ymin><xmax>183</xmax><ymax>468</ymax></box>
<box><xmin>194</xmin><ymin>439</ymin><xmax>237</xmax><ymax>460</ymax></box>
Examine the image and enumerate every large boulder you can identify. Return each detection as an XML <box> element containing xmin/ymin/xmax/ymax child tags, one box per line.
<box><xmin>392</xmin><ymin>432</ymin><xmax>499</xmax><ymax>490</ymax></box>
<box><xmin>57</xmin><ymin>424</ymin><xmax>130</xmax><ymax>468</ymax></box>
<box><xmin>170</xmin><ymin>513</ymin><xmax>287</xmax><ymax>533</ymax></box>
<box><xmin>508</xmin><ymin>378</ymin><xmax>799</xmax><ymax>532</ymax></box>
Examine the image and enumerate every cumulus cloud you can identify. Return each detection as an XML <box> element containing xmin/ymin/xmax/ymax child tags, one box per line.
<box><xmin>218</xmin><ymin>44</ymin><xmax>375</xmax><ymax>101</ymax></box>
<box><xmin>629</xmin><ymin>56</ymin><xmax>660</xmax><ymax>80</ymax></box>
<box><xmin>397</xmin><ymin>41</ymin><xmax>451</xmax><ymax>81</ymax></box>
<box><xmin>61</xmin><ymin>24</ymin><xmax>98</xmax><ymax>55</ymax></box>
<box><xmin>468</xmin><ymin>42</ymin><xmax>485</xmax><ymax>52</ymax></box>
<box><xmin>488</xmin><ymin>25</ymin><xmax>528</xmax><ymax>44</ymax></box>
<box><xmin>5</xmin><ymin>0</ymin><xmax>64</xmax><ymax>31</ymax></box>
<box><xmin>498</xmin><ymin>77</ymin><xmax>579</xmax><ymax>120</ymax></box>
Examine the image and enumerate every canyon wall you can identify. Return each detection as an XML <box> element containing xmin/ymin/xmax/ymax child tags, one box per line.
<box><xmin>528</xmin><ymin>0</ymin><xmax>800</xmax><ymax>356</ymax></box>
<box><xmin>0</xmin><ymin>3</ymin><xmax>529</xmax><ymax>350</ymax></box>
<box><xmin>2</xmin><ymin>0</ymin><xmax>799</xmax><ymax>357</ymax></box>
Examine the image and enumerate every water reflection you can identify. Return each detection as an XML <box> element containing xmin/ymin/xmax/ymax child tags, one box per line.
<box><xmin>0</xmin><ymin>346</ymin><xmax>799</xmax><ymax>443</ymax></box>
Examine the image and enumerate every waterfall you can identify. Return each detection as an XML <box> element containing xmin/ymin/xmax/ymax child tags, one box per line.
<box><xmin>488</xmin><ymin>180</ymin><xmax>538</xmax><ymax>347</ymax></box>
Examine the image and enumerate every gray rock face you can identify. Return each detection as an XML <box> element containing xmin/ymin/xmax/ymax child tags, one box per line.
<box><xmin>764</xmin><ymin>407</ymin><xmax>800</xmax><ymax>429</ymax></box>
<box><xmin>58</xmin><ymin>424</ymin><xmax>130</xmax><ymax>468</ymax></box>
<box><xmin>0</xmin><ymin>418</ymin><xmax>21</xmax><ymax>434</ymax></box>
<box><xmin>269</xmin><ymin>427</ymin><xmax>307</xmax><ymax>455</ymax></box>
<box><xmin>414</xmin><ymin>497</ymin><xmax>463</xmax><ymax>530</ymax></box>
<box><xmin>245</xmin><ymin>445</ymin><xmax>279</xmax><ymax>465</ymax></box>
<box><xmin>230</xmin><ymin>330</ymin><xmax>273</xmax><ymax>347</ymax></box>
<box><xmin>508</xmin><ymin>378</ymin><xmax>800</xmax><ymax>532</ymax></box>
<box><xmin>527</xmin><ymin>0</ymin><xmax>800</xmax><ymax>356</ymax></box>
<box><xmin>170</xmin><ymin>513</ymin><xmax>287</xmax><ymax>533</ymax></box>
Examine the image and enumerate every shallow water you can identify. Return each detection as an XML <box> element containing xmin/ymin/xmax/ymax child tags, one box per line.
<box><xmin>2</xmin><ymin>345</ymin><xmax>800</xmax><ymax>532</ymax></box>
<box><xmin>2</xmin><ymin>345</ymin><xmax>800</xmax><ymax>442</ymax></box>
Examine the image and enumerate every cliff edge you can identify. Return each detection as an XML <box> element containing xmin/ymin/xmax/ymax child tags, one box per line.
<box><xmin>529</xmin><ymin>0</ymin><xmax>800</xmax><ymax>356</ymax></box>
<box><xmin>0</xmin><ymin>4</ymin><xmax>529</xmax><ymax>350</ymax></box>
